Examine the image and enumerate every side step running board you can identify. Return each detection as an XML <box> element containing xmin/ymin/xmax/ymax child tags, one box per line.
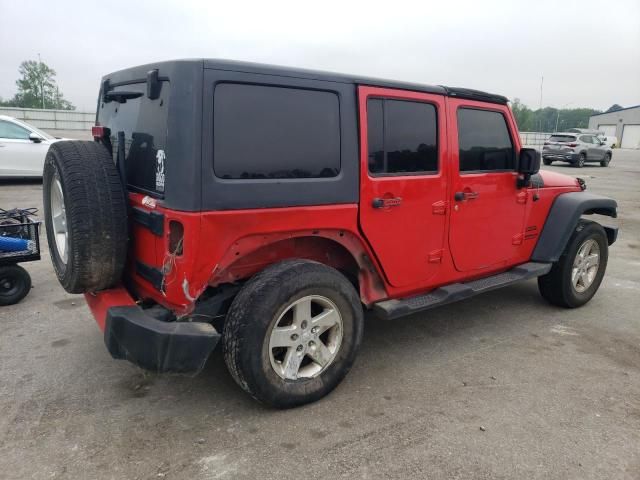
<box><xmin>372</xmin><ymin>262</ymin><xmax>552</xmax><ymax>320</ymax></box>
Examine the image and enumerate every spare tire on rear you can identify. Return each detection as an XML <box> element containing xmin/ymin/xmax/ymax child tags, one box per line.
<box><xmin>43</xmin><ymin>141</ymin><xmax>128</xmax><ymax>293</ymax></box>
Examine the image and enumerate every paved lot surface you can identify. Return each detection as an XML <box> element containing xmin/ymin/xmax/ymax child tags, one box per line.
<box><xmin>1</xmin><ymin>150</ymin><xmax>639</xmax><ymax>479</ymax></box>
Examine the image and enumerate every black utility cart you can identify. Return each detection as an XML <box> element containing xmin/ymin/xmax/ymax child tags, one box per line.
<box><xmin>0</xmin><ymin>208</ymin><xmax>41</xmax><ymax>306</ymax></box>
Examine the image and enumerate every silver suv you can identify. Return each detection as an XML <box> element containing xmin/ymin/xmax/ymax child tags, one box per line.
<box><xmin>542</xmin><ymin>133</ymin><xmax>612</xmax><ymax>168</ymax></box>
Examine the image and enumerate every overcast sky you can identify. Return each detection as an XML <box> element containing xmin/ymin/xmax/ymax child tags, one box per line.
<box><xmin>1</xmin><ymin>0</ymin><xmax>638</xmax><ymax>112</ymax></box>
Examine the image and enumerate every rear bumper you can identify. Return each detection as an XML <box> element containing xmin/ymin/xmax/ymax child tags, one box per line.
<box><xmin>85</xmin><ymin>289</ymin><xmax>220</xmax><ymax>374</ymax></box>
<box><xmin>542</xmin><ymin>151</ymin><xmax>579</xmax><ymax>162</ymax></box>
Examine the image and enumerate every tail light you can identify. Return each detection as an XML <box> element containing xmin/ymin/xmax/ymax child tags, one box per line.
<box><xmin>567</xmin><ymin>143</ymin><xmax>578</xmax><ymax>148</ymax></box>
<box><xmin>91</xmin><ymin>125</ymin><xmax>110</xmax><ymax>139</ymax></box>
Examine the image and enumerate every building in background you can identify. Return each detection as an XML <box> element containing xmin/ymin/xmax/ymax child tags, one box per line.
<box><xmin>589</xmin><ymin>106</ymin><xmax>640</xmax><ymax>149</ymax></box>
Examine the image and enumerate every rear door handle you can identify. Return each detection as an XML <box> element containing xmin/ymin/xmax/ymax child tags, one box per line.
<box><xmin>454</xmin><ymin>191</ymin><xmax>479</xmax><ymax>201</ymax></box>
<box><xmin>372</xmin><ymin>197</ymin><xmax>402</xmax><ymax>208</ymax></box>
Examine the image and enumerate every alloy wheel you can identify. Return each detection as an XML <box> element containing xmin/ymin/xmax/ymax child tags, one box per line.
<box><xmin>572</xmin><ymin>239</ymin><xmax>600</xmax><ymax>293</ymax></box>
<box><xmin>268</xmin><ymin>295</ymin><xmax>343</xmax><ymax>380</ymax></box>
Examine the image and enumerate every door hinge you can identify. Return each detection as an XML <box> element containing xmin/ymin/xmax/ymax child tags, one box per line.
<box><xmin>516</xmin><ymin>191</ymin><xmax>528</xmax><ymax>204</ymax></box>
<box><xmin>432</xmin><ymin>200</ymin><xmax>448</xmax><ymax>215</ymax></box>
<box><xmin>512</xmin><ymin>233</ymin><xmax>524</xmax><ymax>245</ymax></box>
<box><xmin>428</xmin><ymin>249</ymin><xmax>444</xmax><ymax>263</ymax></box>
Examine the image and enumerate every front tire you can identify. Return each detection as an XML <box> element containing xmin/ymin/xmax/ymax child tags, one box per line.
<box><xmin>600</xmin><ymin>152</ymin><xmax>611</xmax><ymax>167</ymax></box>
<box><xmin>543</xmin><ymin>158</ymin><xmax>553</xmax><ymax>166</ymax></box>
<box><xmin>0</xmin><ymin>265</ymin><xmax>31</xmax><ymax>306</ymax></box>
<box><xmin>538</xmin><ymin>220</ymin><xmax>608</xmax><ymax>308</ymax></box>
<box><xmin>223</xmin><ymin>260</ymin><xmax>364</xmax><ymax>408</ymax></box>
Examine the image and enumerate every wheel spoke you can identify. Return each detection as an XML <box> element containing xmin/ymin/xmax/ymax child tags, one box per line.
<box><xmin>270</xmin><ymin>326</ymin><xmax>297</xmax><ymax>348</ymax></box>
<box><xmin>52</xmin><ymin>212</ymin><xmax>64</xmax><ymax>232</ymax></box>
<box><xmin>584</xmin><ymin>253</ymin><xmax>599</xmax><ymax>269</ymax></box>
<box><xmin>571</xmin><ymin>267</ymin><xmax>580</xmax><ymax>287</ymax></box>
<box><xmin>293</xmin><ymin>299</ymin><xmax>311</xmax><ymax>326</ymax></box>
<box><xmin>282</xmin><ymin>348</ymin><xmax>304</xmax><ymax>380</ymax></box>
<box><xmin>307</xmin><ymin>341</ymin><xmax>332</xmax><ymax>368</ymax></box>
<box><xmin>311</xmin><ymin>308</ymin><xmax>340</xmax><ymax>335</ymax></box>
<box><xmin>580</xmin><ymin>270</ymin><xmax>590</xmax><ymax>287</ymax></box>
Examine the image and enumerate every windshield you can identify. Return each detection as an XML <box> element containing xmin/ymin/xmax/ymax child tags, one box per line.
<box><xmin>549</xmin><ymin>135</ymin><xmax>576</xmax><ymax>143</ymax></box>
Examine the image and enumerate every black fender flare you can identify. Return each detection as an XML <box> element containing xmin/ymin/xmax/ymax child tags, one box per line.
<box><xmin>531</xmin><ymin>192</ymin><xmax>617</xmax><ymax>263</ymax></box>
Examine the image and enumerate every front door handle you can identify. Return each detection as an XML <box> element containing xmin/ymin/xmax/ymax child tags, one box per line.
<box><xmin>372</xmin><ymin>197</ymin><xmax>402</xmax><ymax>208</ymax></box>
<box><xmin>454</xmin><ymin>191</ymin><xmax>479</xmax><ymax>201</ymax></box>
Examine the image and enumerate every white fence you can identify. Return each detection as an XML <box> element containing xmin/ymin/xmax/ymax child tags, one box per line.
<box><xmin>520</xmin><ymin>131</ymin><xmax>553</xmax><ymax>149</ymax></box>
<box><xmin>0</xmin><ymin>107</ymin><xmax>94</xmax><ymax>132</ymax></box>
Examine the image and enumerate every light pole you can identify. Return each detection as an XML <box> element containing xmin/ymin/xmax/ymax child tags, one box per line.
<box><xmin>554</xmin><ymin>102</ymin><xmax>573</xmax><ymax>132</ymax></box>
<box><xmin>38</xmin><ymin>53</ymin><xmax>44</xmax><ymax>109</ymax></box>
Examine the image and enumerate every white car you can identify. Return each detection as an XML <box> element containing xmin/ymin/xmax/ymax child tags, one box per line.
<box><xmin>0</xmin><ymin>115</ymin><xmax>66</xmax><ymax>177</ymax></box>
<box><xmin>598</xmin><ymin>135</ymin><xmax>618</xmax><ymax>148</ymax></box>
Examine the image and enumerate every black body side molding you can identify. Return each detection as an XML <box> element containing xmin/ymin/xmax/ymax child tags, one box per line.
<box><xmin>132</xmin><ymin>207</ymin><xmax>164</xmax><ymax>236</ymax></box>
<box><xmin>532</xmin><ymin>192</ymin><xmax>617</xmax><ymax>263</ymax></box>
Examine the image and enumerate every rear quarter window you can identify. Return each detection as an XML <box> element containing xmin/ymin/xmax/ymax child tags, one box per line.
<box><xmin>213</xmin><ymin>83</ymin><xmax>341</xmax><ymax>179</ymax></box>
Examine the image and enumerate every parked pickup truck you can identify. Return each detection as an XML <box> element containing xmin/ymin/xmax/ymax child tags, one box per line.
<box><xmin>43</xmin><ymin>60</ymin><xmax>618</xmax><ymax>408</ymax></box>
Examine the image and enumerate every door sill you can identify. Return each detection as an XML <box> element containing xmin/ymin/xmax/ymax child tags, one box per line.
<box><xmin>372</xmin><ymin>262</ymin><xmax>552</xmax><ymax>320</ymax></box>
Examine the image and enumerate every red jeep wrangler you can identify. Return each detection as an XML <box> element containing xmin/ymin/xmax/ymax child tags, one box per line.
<box><xmin>43</xmin><ymin>60</ymin><xmax>618</xmax><ymax>408</ymax></box>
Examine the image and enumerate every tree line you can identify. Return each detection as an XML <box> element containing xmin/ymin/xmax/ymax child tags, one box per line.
<box><xmin>511</xmin><ymin>99</ymin><xmax>624</xmax><ymax>133</ymax></box>
<box><xmin>0</xmin><ymin>60</ymin><xmax>75</xmax><ymax>110</ymax></box>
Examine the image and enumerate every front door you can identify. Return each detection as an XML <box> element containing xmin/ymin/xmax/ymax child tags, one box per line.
<box><xmin>447</xmin><ymin>99</ymin><xmax>527</xmax><ymax>272</ymax></box>
<box><xmin>358</xmin><ymin>86</ymin><xmax>448</xmax><ymax>288</ymax></box>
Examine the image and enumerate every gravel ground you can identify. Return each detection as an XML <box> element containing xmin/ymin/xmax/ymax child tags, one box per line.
<box><xmin>1</xmin><ymin>149</ymin><xmax>639</xmax><ymax>479</ymax></box>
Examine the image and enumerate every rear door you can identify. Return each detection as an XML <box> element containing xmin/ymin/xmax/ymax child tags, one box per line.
<box><xmin>447</xmin><ymin>99</ymin><xmax>526</xmax><ymax>272</ymax></box>
<box><xmin>358</xmin><ymin>86</ymin><xmax>448</xmax><ymax>288</ymax></box>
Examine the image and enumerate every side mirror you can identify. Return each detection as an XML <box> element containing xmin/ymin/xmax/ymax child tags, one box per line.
<box><xmin>28</xmin><ymin>133</ymin><xmax>42</xmax><ymax>143</ymax></box>
<box><xmin>517</xmin><ymin>148</ymin><xmax>540</xmax><ymax>188</ymax></box>
<box><xmin>518</xmin><ymin>148</ymin><xmax>541</xmax><ymax>174</ymax></box>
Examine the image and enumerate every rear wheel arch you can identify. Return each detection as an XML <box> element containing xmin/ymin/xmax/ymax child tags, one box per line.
<box><xmin>208</xmin><ymin>233</ymin><xmax>388</xmax><ymax>305</ymax></box>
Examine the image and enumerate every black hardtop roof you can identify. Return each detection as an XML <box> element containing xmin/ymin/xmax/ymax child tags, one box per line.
<box><xmin>104</xmin><ymin>58</ymin><xmax>509</xmax><ymax>105</ymax></box>
<box><xmin>203</xmin><ymin>59</ymin><xmax>509</xmax><ymax>105</ymax></box>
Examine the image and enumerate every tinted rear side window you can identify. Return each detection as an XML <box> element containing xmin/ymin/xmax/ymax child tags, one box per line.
<box><xmin>457</xmin><ymin>108</ymin><xmax>515</xmax><ymax>172</ymax></box>
<box><xmin>214</xmin><ymin>84</ymin><xmax>340</xmax><ymax>179</ymax></box>
<box><xmin>367</xmin><ymin>98</ymin><xmax>438</xmax><ymax>175</ymax></box>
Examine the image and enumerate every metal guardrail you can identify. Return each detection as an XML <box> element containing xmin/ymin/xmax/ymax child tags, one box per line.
<box><xmin>0</xmin><ymin>107</ymin><xmax>93</xmax><ymax>132</ymax></box>
<box><xmin>520</xmin><ymin>131</ymin><xmax>553</xmax><ymax>149</ymax></box>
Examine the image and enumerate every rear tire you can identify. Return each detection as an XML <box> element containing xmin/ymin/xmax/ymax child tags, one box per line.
<box><xmin>43</xmin><ymin>141</ymin><xmax>128</xmax><ymax>293</ymax></box>
<box><xmin>223</xmin><ymin>260</ymin><xmax>364</xmax><ymax>408</ymax></box>
<box><xmin>543</xmin><ymin>158</ymin><xmax>553</xmax><ymax>166</ymax></box>
<box><xmin>0</xmin><ymin>265</ymin><xmax>31</xmax><ymax>306</ymax></box>
<box><xmin>574</xmin><ymin>152</ymin><xmax>586</xmax><ymax>168</ymax></box>
<box><xmin>600</xmin><ymin>152</ymin><xmax>611</xmax><ymax>167</ymax></box>
<box><xmin>538</xmin><ymin>220</ymin><xmax>608</xmax><ymax>308</ymax></box>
